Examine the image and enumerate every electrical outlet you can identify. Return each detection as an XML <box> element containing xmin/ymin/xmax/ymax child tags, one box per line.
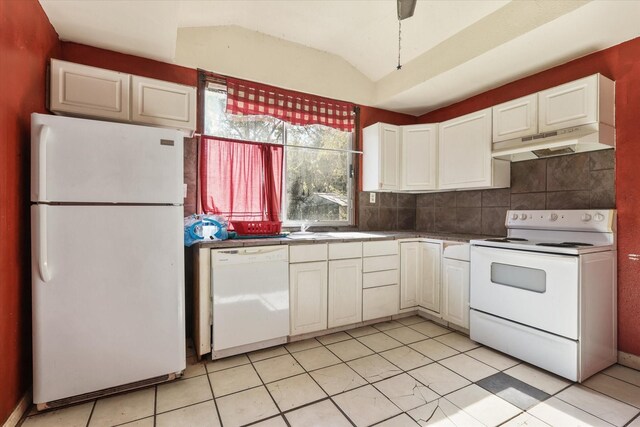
<box><xmin>370</xmin><ymin>193</ymin><xmax>376</xmax><ymax>203</ymax></box>
<box><xmin>183</xmin><ymin>183</ymin><xmax>188</xmax><ymax>198</ymax></box>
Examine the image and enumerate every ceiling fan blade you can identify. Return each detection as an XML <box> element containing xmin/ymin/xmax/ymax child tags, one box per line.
<box><xmin>397</xmin><ymin>0</ymin><xmax>417</xmax><ymax>20</ymax></box>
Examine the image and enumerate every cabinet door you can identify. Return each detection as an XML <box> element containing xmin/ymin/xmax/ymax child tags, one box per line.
<box><xmin>131</xmin><ymin>76</ymin><xmax>196</xmax><ymax>131</ymax></box>
<box><xmin>50</xmin><ymin>59</ymin><xmax>130</xmax><ymax>121</ymax></box>
<box><xmin>538</xmin><ymin>75</ymin><xmax>597</xmax><ymax>132</ymax></box>
<box><xmin>328</xmin><ymin>259</ymin><xmax>362</xmax><ymax>328</ymax></box>
<box><xmin>363</xmin><ymin>285</ymin><xmax>399</xmax><ymax>321</ymax></box>
<box><xmin>401</xmin><ymin>124</ymin><xmax>438</xmax><ymax>190</ymax></box>
<box><xmin>442</xmin><ymin>259</ymin><xmax>470</xmax><ymax>328</ymax></box>
<box><xmin>400</xmin><ymin>242</ymin><xmax>419</xmax><ymax>309</ymax></box>
<box><xmin>290</xmin><ymin>262</ymin><xmax>328</xmax><ymax>335</ymax></box>
<box><xmin>380</xmin><ymin>124</ymin><xmax>400</xmax><ymax>190</ymax></box>
<box><xmin>492</xmin><ymin>94</ymin><xmax>537</xmax><ymax>142</ymax></box>
<box><xmin>438</xmin><ymin>109</ymin><xmax>492</xmax><ymax>190</ymax></box>
<box><xmin>363</xmin><ymin>123</ymin><xmax>399</xmax><ymax>192</ymax></box>
<box><xmin>419</xmin><ymin>242</ymin><xmax>441</xmax><ymax>313</ymax></box>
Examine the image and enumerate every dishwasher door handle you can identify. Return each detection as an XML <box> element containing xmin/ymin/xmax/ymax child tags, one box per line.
<box><xmin>220</xmin><ymin>247</ymin><xmax>285</xmax><ymax>256</ymax></box>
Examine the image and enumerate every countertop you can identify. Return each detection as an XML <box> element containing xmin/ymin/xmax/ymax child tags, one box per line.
<box><xmin>195</xmin><ymin>231</ymin><xmax>497</xmax><ymax>249</ymax></box>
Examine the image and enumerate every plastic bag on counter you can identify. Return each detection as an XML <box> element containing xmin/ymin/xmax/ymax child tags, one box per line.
<box><xmin>184</xmin><ymin>214</ymin><xmax>229</xmax><ymax>246</ymax></box>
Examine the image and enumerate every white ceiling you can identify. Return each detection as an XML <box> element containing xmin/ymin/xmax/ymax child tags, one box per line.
<box><xmin>39</xmin><ymin>0</ymin><xmax>640</xmax><ymax>116</ymax></box>
<box><xmin>177</xmin><ymin>0</ymin><xmax>510</xmax><ymax>82</ymax></box>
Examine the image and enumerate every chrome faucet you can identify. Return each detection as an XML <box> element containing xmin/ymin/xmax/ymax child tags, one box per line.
<box><xmin>300</xmin><ymin>220</ymin><xmax>317</xmax><ymax>233</ymax></box>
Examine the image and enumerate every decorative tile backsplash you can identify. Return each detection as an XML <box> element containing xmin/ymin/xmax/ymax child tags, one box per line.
<box><xmin>358</xmin><ymin>192</ymin><xmax>417</xmax><ymax>231</ymax></box>
<box><xmin>359</xmin><ymin>150</ymin><xmax>615</xmax><ymax>236</ymax></box>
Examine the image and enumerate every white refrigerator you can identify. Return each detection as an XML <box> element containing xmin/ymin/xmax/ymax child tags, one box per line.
<box><xmin>30</xmin><ymin>113</ymin><xmax>186</xmax><ymax>407</ymax></box>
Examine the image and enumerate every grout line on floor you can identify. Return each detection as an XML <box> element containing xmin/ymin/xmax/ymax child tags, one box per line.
<box><xmin>600</xmin><ymin>369</ymin><xmax>640</xmax><ymax>388</ymax></box>
<box><xmin>84</xmin><ymin>400</ymin><xmax>97</xmax><ymax>427</ymax></box>
<box><xmin>282</xmin><ymin>344</ymin><xmax>357</xmax><ymax>427</ymax></box>
<box><xmin>203</xmin><ymin>362</ymin><xmax>224</xmax><ymax>427</ymax></box>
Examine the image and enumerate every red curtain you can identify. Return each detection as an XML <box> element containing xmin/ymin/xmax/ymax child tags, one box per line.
<box><xmin>226</xmin><ymin>77</ymin><xmax>355</xmax><ymax>132</ymax></box>
<box><xmin>200</xmin><ymin>136</ymin><xmax>283</xmax><ymax>223</ymax></box>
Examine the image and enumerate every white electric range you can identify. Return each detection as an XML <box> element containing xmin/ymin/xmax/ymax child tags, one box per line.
<box><xmin>469</xmin><ymin>209</ymin><xmax>617</xmax><ymax>382</ymax></box>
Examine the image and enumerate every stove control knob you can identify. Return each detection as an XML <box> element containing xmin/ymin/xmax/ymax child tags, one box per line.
<box><xmin>581</xmin><ymin>213</ymin><xmax>592</xmax><ymax>222</ymax></box>
<box><xmin>548</xmin><ymin>213</ymin><xmax>558</xmax><ymax>221</ymax></box>
<box><xmin>520</xmin><ymin>214</ymin><xmax>528</xmax><ymax>220</ymax></box>
<box><xmin>594</xmin><ymin>213</ymin><xmax>605</xmax><ymax>222</ymax></box>
<box><xmin>511</xmin><ymin>213</ymin><xmax>519</xmax><ymax>220</ymax></box>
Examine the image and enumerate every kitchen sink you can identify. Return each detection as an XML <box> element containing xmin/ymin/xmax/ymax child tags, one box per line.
<box><xmin>285</xmin><ymin>231</ymin><xmax>385</xmax><ymax>240</ymax></box>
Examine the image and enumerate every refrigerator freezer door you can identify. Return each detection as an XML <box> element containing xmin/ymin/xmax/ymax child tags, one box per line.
<box><xmin>31</xmin><ymin>113</ymin><xmax>183</xmax><ymax>204</ymax></box>
<box><xmin>31</xmin><ymin>204</ymin><xmax>185</xmax><ymax>403</ymax></box>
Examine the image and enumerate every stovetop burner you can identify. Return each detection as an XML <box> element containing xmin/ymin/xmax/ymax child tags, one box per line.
<box><xmin>536</xmin><ymin>242</ymin><xmax>595</xmax><ymax>248</ymax></box>
<box><xmin>562</xmin><ymin>242</ymin><xmax>594</xmax><ymax>246</ymax></box>
<box><xmin>485</xmin><ymin>237</ymin><xmax>528</xmax><ymax>243</ymax></box>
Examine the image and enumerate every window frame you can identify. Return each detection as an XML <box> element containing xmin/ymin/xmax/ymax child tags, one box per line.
<box><xmin>199</xmin><ymin>81</ymin><xmax>357</xmax><ymax>227</ymax></box>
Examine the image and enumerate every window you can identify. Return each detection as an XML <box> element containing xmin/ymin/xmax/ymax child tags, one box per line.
<box><xmin>203</xmin><ymin>86</ymin><xmax>355</xmax><ymax>225</ymax></box>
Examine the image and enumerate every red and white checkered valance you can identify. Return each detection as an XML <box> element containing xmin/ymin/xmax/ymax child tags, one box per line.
<box><xmin>226</xmin><ymin>77</ymin><xmax>355</xmax><ymax>132</ymax></box>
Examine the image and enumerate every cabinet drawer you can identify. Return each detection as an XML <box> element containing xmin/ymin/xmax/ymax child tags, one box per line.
<box><xmin>290</xmin><ymin>244</ymin><xmax>328</xmax><ymax>263</ymax></box>
<box><xmin>442</xmin><ymin>243</ymin><xmax>470</xmax><ymax>262</ymax></box>
<box><xmin>363</xmin><ymin>240</ymin><xmax>398</xmax><ymax>257</ymax></box>
<box><xmin>363</xmin><ymin>270</ymin><xmax>398</xmax><ymax>289</ymax></box>
<box><xmin>363</xmin><ymin>285</ymin><xmax>399</xmax><ymax>321</ymax></box>
<box><xmin>363</xmin><ymin>255</ymin><xmax>398</xmax><ymax>272</ymax></box>
<box><xmin>329</xmin><ymin>242</ymin><xmax>362</xmax><ymax>260</ymax></box>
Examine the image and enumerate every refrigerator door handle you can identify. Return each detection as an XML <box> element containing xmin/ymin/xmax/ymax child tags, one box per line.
<box><xmin>38</xmin><ymin>125</ymin><xmax>50</xmax><ymax>201</ymax></box>
<box><xmin>38</xmin><ymin>205</ymin><xmax>52</xmax><ymax>283</ymax></box>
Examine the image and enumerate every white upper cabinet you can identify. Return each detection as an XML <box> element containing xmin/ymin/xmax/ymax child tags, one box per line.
<box><xmin>50</xmin><ymin>59</ymin><xmax>130</xmax><ymax>121</ymax></box>
<box><xmin>439</xmin><ymin>108</ymin><xmax>509</xmax><ymax>190</ymax></box>
<box><xmin>538</xmin><ymin>74</ymin><xmax>614</xmax><ymax>132</ymax></box>
<box><xmin>50</xmin><ymin>59</ymin><xmax>196</xmax><ymax>134</ymax></box>
<box><xmin>131</xmin><ymin>76</ymin><xmax>196</xmax><ymax>132</ymax></box>
<box><xmin>363</xmin><ymin>123</ymin><xmax>400</xmax><ymax>191</ymax></box>
<box><xmin>364</xmin><ymin>123</ymin><xmax>438</xmax><ymax>192</ymax></box>
<box><xmin>492</xmin><ymin>74</ymin><xmax>615</xmax><ymax>144</ymax></box>
<box><xmin>492</xmin><ymin>94</ymin><xmax>538</xmax><ymax>142</ymax></box>
<box><xmin>401</xmin><ymin>124</ymin><xmax>438</xmax><ymax>191</ymax></box>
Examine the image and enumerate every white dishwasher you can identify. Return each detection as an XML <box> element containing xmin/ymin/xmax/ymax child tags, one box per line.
<box><xmin>211</xmin><ymin>246</ymin><xmax>289</xmax><ymax>359</ymax></box>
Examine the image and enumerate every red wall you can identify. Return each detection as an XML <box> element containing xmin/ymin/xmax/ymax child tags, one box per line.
<box><xmin>419</xmin><ymin>37</ymin><xmax>640</xmax><ymax>356</ymax></box>
<box><xmin>60</xmin><ymin>42</ymin><xmax>197</xmax><ymax>87</ymax></box>
<box><xmin>0</xmin><ymin>0</ymin><xmax>60</xmax><ymax>423</ymax></box>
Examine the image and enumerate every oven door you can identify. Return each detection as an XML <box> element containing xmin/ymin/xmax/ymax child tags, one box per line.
<box><xmin>470</xmin><ymin>245</ymin><xmax>579</xmax><ymax>339</ymax></box>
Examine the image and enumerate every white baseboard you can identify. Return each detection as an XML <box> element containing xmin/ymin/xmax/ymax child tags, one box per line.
<box><xmin>2</xmin><ymin>390</ymin><xmax>31</xmax><ymax>427</ymax></box>
<box><xmin>618</xmin><ymin>351</ymin><xmax>640</xmax><ymax>370</ymax></box>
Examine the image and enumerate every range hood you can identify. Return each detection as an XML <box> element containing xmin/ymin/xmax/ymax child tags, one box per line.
<box><xmin>492</xmin><ymin>122</ymin><xmax>615</xmax><ymax>162</ymax></box>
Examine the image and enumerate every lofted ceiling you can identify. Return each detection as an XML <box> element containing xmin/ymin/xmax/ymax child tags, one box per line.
<box><xmin>39</xmin><ymin>0</ymin><xmax>640</xmax><ymax>116</ymax></box>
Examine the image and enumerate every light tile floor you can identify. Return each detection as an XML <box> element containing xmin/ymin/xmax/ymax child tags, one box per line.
<box><xmin>20</xmin><ymin>317</ymin><xmax>640</xmax><ymax>427</ymax></box>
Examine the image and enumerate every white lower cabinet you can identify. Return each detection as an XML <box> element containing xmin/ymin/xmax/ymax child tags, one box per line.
<box><xmin>441</xmin><ymin>258</ymin><xmax>470</xmax><ymax>329</ymax></box>
<box><xmin>328</xmin><ymin>258</ymin><xmax>362</xmax><ymax>328</ymax></box>
<box><xmin>362</xmin><ymin>241</ymin><xmax>399</xmax><ymax>321</ymax></box>
<box><xmin>400</xmin><ymin>241</ymin><xmax>441</xmax><ymax>312</ymax></box>
<box><xmin>400</xmin><ymin>242</ymin><xmax>419</xmax><ymax>309</ymax></box>
<box><xmin>418</xmin><ymin>242</ymin><xmax>441</xmax><ymax>313</ymax></box>
<box><xmin>289</xmin><ymin>261</ymin><xmax>328</xmax><ymax>335</ymax></box>
<box><xmin>363</xmin><ymin>285</ymin><xmax>399</xmax><ymax>321</ymax></box>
